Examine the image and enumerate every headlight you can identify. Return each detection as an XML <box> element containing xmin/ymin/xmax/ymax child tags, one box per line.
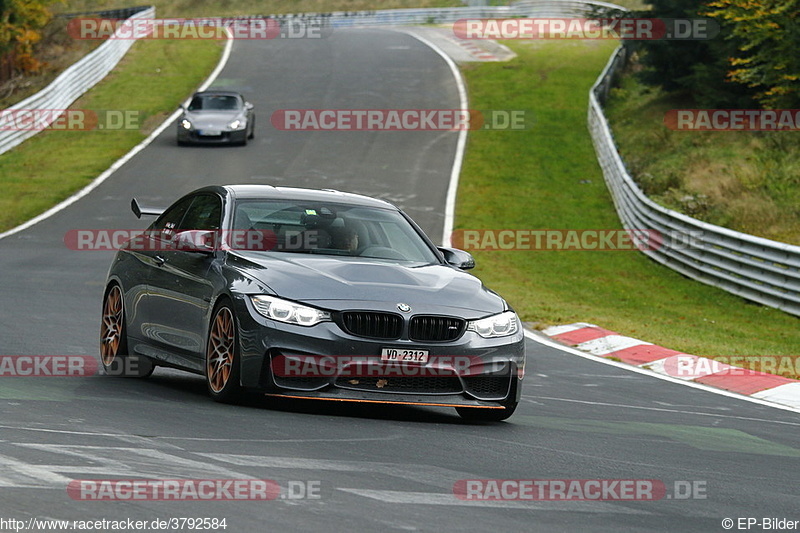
<box><xmin>180</xmin><ymin>119</ymin><xmax>192</xmax><ymax>130</ymax></box>
<box><xmin>228</xmin><ymin>119</ymin><xmax>244</xmax><ymax>130</ymax></box>
<box><xmin>467</xmin><ymin>311</ymin><xmax>519</xmax><ymax>338</ymax></box>
<box><xmin>250</xmin><ymin>295</ymin><xmax>330</xmax><ymax>326</ymax></box>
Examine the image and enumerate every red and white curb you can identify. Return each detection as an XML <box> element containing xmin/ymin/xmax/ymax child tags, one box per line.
<box><xmin>448</xmin><ymin>38</ymin><xmax>500</xmax><ymax>61</ymax></box>
<box><xmin>541</xmin><ymin>323</ymin><xmax>800</xmax><ymax>410</ymax></box>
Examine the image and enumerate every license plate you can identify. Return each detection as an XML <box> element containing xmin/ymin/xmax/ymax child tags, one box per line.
<box><xmin>381</xmin><ymin>348</ymin><xmax>429</xmax><ymax>363</ymax></box>
<box><xmin>198</xmin><ymin>129</ymin><xmax>221</xmax><ymax>136</ymax></box>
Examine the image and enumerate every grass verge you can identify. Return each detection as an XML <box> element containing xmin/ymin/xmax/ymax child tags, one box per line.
<box><xmin>455</xmin><ymin>39</ymin><xmax>800</xmax><ymax>372</ymax></box>
<box><xmin>0</xmin><ymin>38</ymin><xmax>222</xmax><ymax>232</ymax></box>
<box><xmin>604</xmin><ymin>72</ymin><xmax>800</xmax><ymax>245</ymax></box>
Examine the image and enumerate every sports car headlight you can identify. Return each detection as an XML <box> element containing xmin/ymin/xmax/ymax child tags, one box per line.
<box><xmin>467</xmin><ymin>311</ymin><xmax>519</xmax><ymax>338</ymax></box>
<box><xmin>228</xmin><ymin>119</ymin><xmax>244</xmax><ymax>130</ymax></box>
<box><xmin>250</xmin><ymin>296</ymin><xmax>330</xmax><ymax>326</ymax></box>
<box><xmin>180</xmin><ymin>119</ymin><xmax>192</xmax><ymax>130</ymax></box>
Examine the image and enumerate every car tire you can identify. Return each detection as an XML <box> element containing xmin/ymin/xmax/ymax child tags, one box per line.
<box><xmin>205</xmin><ymin>300</ymin><xmax>243</xmax><ymax>403</ymax></box>
<box><xmin>248</xmin><ymin>118</ymin><xmax>255</xmax><ymax>139</ymax></box>
<box><xmin>100</xmin><ymin>284</ymin><xmax>154</xmax><ymax>378</ymax></box>
<box><xmin>455</xmin><ymin>399</ymin><xmax>518</xmax><ymax>422</ymax></box>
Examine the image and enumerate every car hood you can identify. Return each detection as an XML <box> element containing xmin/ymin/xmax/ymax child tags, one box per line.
<box><xmin>183</xmin><ymin>110</ymin><xmax>243</xmax><ymax>128</ymax></box>
<box><xmin>229</xmin><ymin>252</ymin><xmax>505</xmax><ymax>316</ymax></box>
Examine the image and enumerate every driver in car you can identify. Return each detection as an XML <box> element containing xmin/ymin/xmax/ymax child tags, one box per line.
<box><xmin>331</xmin><ymin>227</ymin><xmax>359</xmax><ymax>253</ymax></box>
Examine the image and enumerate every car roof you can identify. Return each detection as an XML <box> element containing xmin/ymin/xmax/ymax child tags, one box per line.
<box><xmin>191</xmin><ymin>185</ymin><xmax>398</xmax><ymax>210</ymax></box>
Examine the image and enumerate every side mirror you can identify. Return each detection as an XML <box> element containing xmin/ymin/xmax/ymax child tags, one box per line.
<box><xmin>438</xmin><ymin>247</ymin><xmax>475</xmax><ymax>270</ymax></box>
<box><xmin>244</xmin><ymin>102</ymin><xmax>254</xmax><ymax>110</ymax></box>
<box><xmin>173</xmin><ymin>230</ymin><xmax>217</xmax><ymax>254</ymax></box>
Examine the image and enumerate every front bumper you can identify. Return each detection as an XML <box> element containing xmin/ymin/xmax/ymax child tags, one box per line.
<box><xmin>177</xmin><ymin>127</ymin><xmax>247</xmax><ymax>144</ymax></box>
<box><xmin>232</xmin><ymin>294</ymin><xmax>525</xmax><ymax>407</ymax></box>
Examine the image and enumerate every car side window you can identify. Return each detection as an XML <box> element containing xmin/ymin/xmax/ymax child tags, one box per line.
<box><xmin>179</xmin><ymin>194</ymin><xmax>222</xmax><ymax>232</ymax></box>
<box><xmin>187</xmin><ymin>96</ymin><xmax>204</xmax><ymax>111</ymax></box>
<box><xmin>149</xmin><ymin>196</ymin><xmax>194</xmax><ymax>239</ymax></box>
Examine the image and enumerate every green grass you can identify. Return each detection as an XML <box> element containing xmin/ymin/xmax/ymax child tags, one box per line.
<box><xmin>604</xmin><ymin>73</ymin><xmax>800</xmax><ymax>245</ymax></box>
<box><xmin>0</xmin><ymin>38</ymin><xmax>223</xmax><ymax>232</ymax></box>
<box><xmin>455</xmin><ymin>39</ymin><xmax>800</xmax><ymax>363</ymax></box>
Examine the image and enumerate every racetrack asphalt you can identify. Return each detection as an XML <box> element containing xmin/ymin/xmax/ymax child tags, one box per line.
<box><xmin>0</xmin><ymin>28</ymin><xmax>798</xmax><ymax>533</ymax></box>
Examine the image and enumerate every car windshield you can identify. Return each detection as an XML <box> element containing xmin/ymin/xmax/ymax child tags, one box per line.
<box><xmin>188</xmin><ymin>94</ymin><xmax>241</xmax><ymax>111</ymax></box>
<box><xmin>232</xmin><ymin>199</ymin><xmax>439</xmax><ymax>265</ymax></box>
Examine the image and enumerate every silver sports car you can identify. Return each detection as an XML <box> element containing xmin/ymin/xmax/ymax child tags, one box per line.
<box><xmin>176</xmin><ymin>90</ymin><xmax>255</xmax><ymax>146</ymax></box>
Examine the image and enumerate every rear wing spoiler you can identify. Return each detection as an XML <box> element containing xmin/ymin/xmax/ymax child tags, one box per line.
<box><xmin>131</xmin><ymin>198</ymin><xmax>165</xmax><ymax>219</ymax></box>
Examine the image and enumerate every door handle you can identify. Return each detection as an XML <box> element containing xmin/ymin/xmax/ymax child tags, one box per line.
<box><xmin>154</xmin><ymin>255</ymin><xmax>166</xmax><ymax>266</ymax></box>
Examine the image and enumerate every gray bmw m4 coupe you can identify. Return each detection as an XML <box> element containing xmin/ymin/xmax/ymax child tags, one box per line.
<box><xmin>101</xmin><ymin>185</ymin><xmax>525</xmax><ymax>421</ymax></box>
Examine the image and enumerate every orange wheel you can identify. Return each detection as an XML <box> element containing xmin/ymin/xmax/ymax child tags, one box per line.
<box><xmin>100</xmin><ymin>284</ymin><xmax>153</xmax><ymax>378</ymax></box>
<box><xmin>101</xmin><ymin>285</ymin><xmax>124</xmax><ymax>366</ymax></box>
<box><xmin>206</xmin><ymin>302</ymin><xmax>242</xmax><ymax>402</ymax></box>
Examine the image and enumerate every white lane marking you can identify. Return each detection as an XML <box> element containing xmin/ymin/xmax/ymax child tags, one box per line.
<box><xmin>337</xmin><ymin>489</ymin><xmax>648</xmax><ymax>514</ymax></box>
<box><xmin>0</xmin><ymin>453</ymin><xmax>76</xmax><ymax>487</ymax></box>
<box><xmin>0</xmin><ymin>425</ymin><xmax>141</xmax><ymax>437</ymax></box>
<box><xmin>541</xmin><ymin>323</ymin><xmax>598</xmax><ymax>336</ymax></box>
<box><xmin>196</xmin><ymin>454</ymin><xmax>473</xmax><ymax>491</ymax></box>
<box><xmin>525</xmin><ymin>330</ymin><xmax>800</xmax><ymax>414</ymax></box>
<box><xmin>0</xmin><ymin>444</ymin><xmax>257</xmax><ymax>488</ymax></box>
<box><xmin>0</xmin><ymin>423</ymin><xmax>398</xmax><ymax>444</ymax></box>
<box><xmin>156</xmin><ymin>436</ymin><xmax>398</xmax><ymax>444</ymax></box>
<box><xmin>576</xmin><ymin>335</ymin><xmax>651</xmax><ymax>356</ymax></box>
<box><xmin>0</xmin><ymin>32</ymin><xmax>234</xmax><ymax>241</ymax></box>
<box><xmin>391</xmin><ymin>28</ymin><xmax>468</xmax><ymax>247</ymax></box>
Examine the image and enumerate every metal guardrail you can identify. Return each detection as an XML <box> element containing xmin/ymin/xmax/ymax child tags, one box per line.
<box><xmin>53</xmin><ymin>5</ymin><xmax>152</xmax><ymax>19</ymax></box>
<box><xmin>0</xmin><ymin>7</ymin><xmax>155</xmax><ymax>156</ymax></box>
<box><xmin>589</xmin><ymin>46</ymin><xmax>800</xmax><ymax>317</ymax></box>
<box><xmin>321</xmin><ymin>0</ymin><xmax>626</xmax><ymax>26</ymax></box>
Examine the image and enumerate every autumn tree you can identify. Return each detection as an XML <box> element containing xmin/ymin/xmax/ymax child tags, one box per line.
<box><xmin>0</xmin><ymin>0</ymin><xmax>56</xmax><ymax>74</ymax></box>
<box><xmin>705</xmin><ymin>0</ymin><xmax>800</xmax><ymax>108</ymax></box>
<box><xmin>629</xmin><ymin>0</ymin><xmax>755</xmax><ymax>108</ymax></box>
